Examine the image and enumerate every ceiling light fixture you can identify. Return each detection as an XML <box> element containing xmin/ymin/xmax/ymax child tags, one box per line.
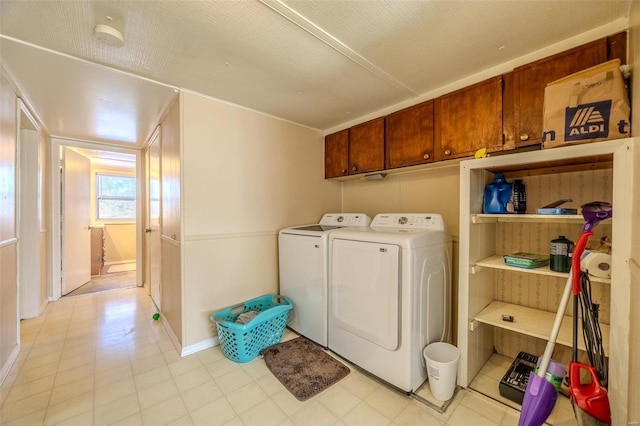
<box><xmin>94</xmin><ymin>24</ymin><xmax>124</xmax><ymax>47</ymax></box>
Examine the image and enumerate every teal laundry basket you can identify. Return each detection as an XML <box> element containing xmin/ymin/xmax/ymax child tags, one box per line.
<box><xmin>211</xmin><ymin>294</ymin><xmax>292</xmax><ymax>363</ymax></box>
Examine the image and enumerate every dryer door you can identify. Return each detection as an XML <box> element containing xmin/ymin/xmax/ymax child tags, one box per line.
<box><xmin>331</xmin><ymin>239</ymin><xmax>400</xmax><ymax>350</ymax></box>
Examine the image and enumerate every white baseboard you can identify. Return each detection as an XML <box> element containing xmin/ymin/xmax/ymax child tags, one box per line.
<box><xmin>160</xmin><ymin>315</ymin><xmax>182</xmax><ymax>355</ymax></box>
<box><xmin>0</xmin><ymin>344</ymin><xmax>20</xmax><ymax>387</ymax></box>
<box><xmin>39</xmin><ymin>298</ymin><xmax>48</xmax><ymax>316</ymax></box>
<box><xmin>104</xmin><ymin>259</ymin><xmax>136</xmax><ymax>266</ymax></box>
<box><xmin>181</xmin><ymin>337</ymin><xmax>219</xmax><ymax>357</ymax></box>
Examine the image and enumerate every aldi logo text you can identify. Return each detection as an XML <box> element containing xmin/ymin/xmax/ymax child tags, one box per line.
<box><xmin>564</xmin><ymin>100</ymin><xmax>611</xmax><ymax>141</ymax></box>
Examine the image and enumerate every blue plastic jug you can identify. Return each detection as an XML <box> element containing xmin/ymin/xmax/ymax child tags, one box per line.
<box><xmin>483</xmin><ymin>173</ymin><xmax>513</xmax><ymax>214</ymax></box>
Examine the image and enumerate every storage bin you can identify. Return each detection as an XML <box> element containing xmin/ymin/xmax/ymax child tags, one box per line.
<box><xmin>210</xmin><ymin>294</ymin><xmax>292</xmax><ymax>363</ymax></box>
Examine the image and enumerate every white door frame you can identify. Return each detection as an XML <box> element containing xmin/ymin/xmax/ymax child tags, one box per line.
<box><xmin>145</xmin><ymin>126</ymin><xmax>162</xmax><ymax>309</ymax></box>
<box><xmin>49</xmin><ymin>137</ymin><xmax>144</xmax><ymax>300</ymax></box>
<box><xmin>17</xmin><ymin>99</ymin><xmax>45</xmax><ymax>318</ymax></box>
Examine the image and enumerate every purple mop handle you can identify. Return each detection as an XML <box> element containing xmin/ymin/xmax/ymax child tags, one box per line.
<box><xmin>536</xmin><ymin>270</ymin><xmax>573</xmax><ymax>377</ymax></box>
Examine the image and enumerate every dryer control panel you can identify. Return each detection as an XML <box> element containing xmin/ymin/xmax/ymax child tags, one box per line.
<box><xmin>320</xmin><ymin>213</ymin><xmax>371</xmax><ymax>227</ymax></box>
<box><xmin>371</xmin><ymin>213</ymin><xmax>445</xmax><ymax>231</ymax></box>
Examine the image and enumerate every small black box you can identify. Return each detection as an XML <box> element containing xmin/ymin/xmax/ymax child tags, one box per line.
<box><xmin>499</xmin><ymin>352</ymin><xmax>539</xmax><ymax>404</ymax></box>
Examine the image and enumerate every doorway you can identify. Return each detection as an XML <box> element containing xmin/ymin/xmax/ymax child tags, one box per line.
<box><xmin>50</xmin><ymin>139</ymin><xmax>143</xmax><ymax>300</ymax></box>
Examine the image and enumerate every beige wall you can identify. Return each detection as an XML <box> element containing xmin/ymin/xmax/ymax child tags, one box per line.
<box><xmin>180</xmin><ymin>90</ymin><xmax>341</xmax><ymax>348</ymax></box>
<box><xmin>0</xmin><ymin>72</ymin><xmax>19</xmax><ymax>383</ymax></box>
<box><xmin>342</xmin><ymin>166</ymin><xmax>460</xmax><ymax>238</ymax></box>
<box><xmin>103</xmin><ymin>224</ymin><xmax>136</xmax><ymax>264</ymax></box>
<box><xmin>627</xmin><ymin>1</ymin><xmax>639</xmax><ymax>422</ymax></box>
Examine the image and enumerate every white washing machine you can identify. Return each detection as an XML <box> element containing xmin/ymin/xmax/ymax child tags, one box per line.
<box><xmin>328</xmin><ymin>213</ymin><xmax>452</xmax><ymax>393</ymax></box>
<box><xmin>278</xmin><ymin>213</ymin><xmax>371</xmax><ymax>347</ymax></box>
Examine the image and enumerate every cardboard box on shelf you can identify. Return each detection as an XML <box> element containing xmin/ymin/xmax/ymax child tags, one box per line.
<box><xmin>542</xmin><ymin>59</ymin><xmax>631</xmax><ymax>149</ymax></box>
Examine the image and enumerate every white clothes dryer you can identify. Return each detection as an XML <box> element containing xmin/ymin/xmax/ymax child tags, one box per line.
<box><xmin>278</xmin><ymin>213</ymin><xmax>371</xmax><ymax>347</ymax></box>
<box><xmin>328</xmin><ymin>213</ymin><xmax>452</xmax><ymax>393</ymax></box>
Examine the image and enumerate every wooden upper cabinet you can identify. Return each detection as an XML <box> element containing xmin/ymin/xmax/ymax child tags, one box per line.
<box><xmin>607</xmin><ymin>31</ymin><xmax>627</xmax><ymax>65</ymax></box>
<box><xmin>435</xmin><ymin>75</ymin><xmax>503</xmax><ymax>161</ymax></box>
<box><xmin>511</xmin><ymin>39</ymin><xmax>607</xmax><ymax>147</ymax></box>
<box><xmin>385</xmin><ymin>100</ymin><xmax>434</xmax><ymax>169</ymax></box>
<box><xmin>324</xmin><ymin>129</ymin><xmax>349</xmax><ymax>178</ymax></box>
<box><xmin>349</xmin><ymin>117</ymin><xmax>384</xmax><ymax>175</ymax></box>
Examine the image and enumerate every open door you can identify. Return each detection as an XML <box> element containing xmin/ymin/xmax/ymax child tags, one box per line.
<box><xmin>147</xmin><ymin>131</ymin><xmax>161</xmax><ymax>308</ymax></box>
<box><xmin>61</xmin><ymin>147</ymin><xmax>91</xmax><ymax>295</ymax></box>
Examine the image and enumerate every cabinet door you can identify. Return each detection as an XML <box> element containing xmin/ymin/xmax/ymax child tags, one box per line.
<box><xmin>512</xmin><ymin>39</ymin><xmax>607</xmax><ymax>147</ymax></box>
<box><xmin>434</xmin><ymin>75</ymin><xmax>503</xmax><ymax>161</ymax></box>
<box><xmin>607</xmin><ymin>31</ymin><xmax>627</xmax><ymax>65</ymax></box>
<box><xmin>324</xmin><ymin>129</ymin><xmax>349</xmax><ymax>178</ymax></box>
<box><xmin>385</xmin><ymin>100</ymin><xmax>434</xmax><ymax>169</ymax></box>
<box><xmin>349</xmin><ymin>117</ymin><xmax>384</xmax><ymax>175</ymax></box>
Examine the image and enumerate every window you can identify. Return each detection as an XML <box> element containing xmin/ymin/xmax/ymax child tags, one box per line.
<box><xmin>96</xmin><ymin>174</ymin><xmax>136</xmax><ymax>220</ymax></box>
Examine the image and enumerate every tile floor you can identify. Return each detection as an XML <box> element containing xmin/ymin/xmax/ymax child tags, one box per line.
<box><xmin>1</xmin><ymin>287</ymin><xmax>524</xmax><ymax>426</ymax></box>
<box><xmin>65</xmin><ymin>271</ymin><xmax>137</xmax><ymax>297</ymax></box>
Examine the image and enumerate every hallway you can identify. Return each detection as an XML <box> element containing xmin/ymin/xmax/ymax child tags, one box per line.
<box><xmin>0</xmin><ymin>288</ymin><xmax>522</xmax><ymax>426</ymax></box>
<box><xmin>65</xmin><ymin>271</ymin><xmax>137</xmax><ymax>298</ymax></box>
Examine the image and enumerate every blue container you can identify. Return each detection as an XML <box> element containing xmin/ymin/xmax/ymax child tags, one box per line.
<box><xmin>211</xmin><ymin>294</ymin><xmax>292</xmax><ymax>363</ymax></box>
<box><xmin>484</xmin><ymin>173</ymin><xmax>513</xmax><ymax>214</ymax></box>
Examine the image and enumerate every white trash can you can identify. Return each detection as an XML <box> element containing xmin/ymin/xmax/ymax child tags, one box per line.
<box><xmin>423</xmin><ymin>342</ymin><xmax>460</xmax><ymax>401</ymax></box>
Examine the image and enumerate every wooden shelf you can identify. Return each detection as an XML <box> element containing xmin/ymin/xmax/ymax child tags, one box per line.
<box><xmin>473</xmin><ymin>301</ymin><xmax>609</xmax><ymax>356</ymax></box>
<box><xmin>472</xmin><ymin>255</ymin><xmax>611</xmax><ymax>284</ymax></box>
<box><xmin>471</xmin><ymin>213</ymin><xmax>587</xmax><ymax>224</ymax></box>
<box><xmin>468</xmin><ymin>353</ymin><xmax>576</xmax><ymax>424</ymax></box>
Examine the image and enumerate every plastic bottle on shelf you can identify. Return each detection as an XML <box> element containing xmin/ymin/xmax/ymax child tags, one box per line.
<box><xmin>483</xmin><ymin>173</ymin><xmax>514</xmax><ymax>214</ymax></box>
<box><xmin>513</xmin><ymin>179</ymin><xmax>526</xmax><ymax>214</ymax></box>
<box><xmin>550</xmin><ymin>235</ymin><xmax>574</xmax><ymax>272</ymax></box>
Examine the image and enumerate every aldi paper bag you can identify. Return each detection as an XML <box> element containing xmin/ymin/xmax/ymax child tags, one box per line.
<box><xmin>542</xmin><ymin>59</ymin><xmax>631</xmax><ymax>149</ymax></box>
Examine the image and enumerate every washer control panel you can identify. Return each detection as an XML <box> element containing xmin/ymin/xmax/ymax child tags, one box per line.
<box><xmin>319</xmin><ymin>213</ymin><xmax>371</xmax><ymax>227</ymax></box>
<box><xmin>371</xmin><ymin>214</ymin><xmax>445</xmax><ymax>231</ymax></box>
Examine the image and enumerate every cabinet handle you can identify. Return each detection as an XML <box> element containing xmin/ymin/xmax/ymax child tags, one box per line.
<box><xmin>444</xmin><ymin>149</ymin><xmax>452</xmax><ymax>156</ymax></box>
<box><xmin>352</xmin><ymin>166</ymin><xmax>358</xmax><ymax>172</ymax></box>
<box><xmin>423</xmin><ymin>153</ymin><xmax>430</xmax><ymax>160</ymax></box>
<box><xmin>145</xmin><ymin>228</ymin><xmax>152</xmax><ymax>233</ymax></box>
<box><xmin>520</xmin><ymin>134</ymin><xmax>529</xmax><ymax>141</ymax></box>
<box><xmin>341</xmin><ymin>169</ymin><xmax>347</xmax><ymax>175</ymax></box>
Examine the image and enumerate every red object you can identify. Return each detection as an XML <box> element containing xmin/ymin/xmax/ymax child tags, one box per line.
<box><xmin>569</xmin><ymin>362</ymin><xmax>611</xmax><ymax>425</ymax></box>
<box><xmin>571</xmin><ymin>231</ymin><xmax>593</xmax><ymax>295</ymax></box>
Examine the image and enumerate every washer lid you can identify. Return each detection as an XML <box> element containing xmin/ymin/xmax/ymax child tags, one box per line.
<box><xmin>280</xmin><ymin>213</ymin><xmax>371</xmax><ymax>236</ymax></box>
<box><xmin>287</xmin><ymin>224</ymin><xmax>340</xmax><ymax>232</ymax></box>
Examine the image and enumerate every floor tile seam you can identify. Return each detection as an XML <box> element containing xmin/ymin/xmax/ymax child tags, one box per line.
<box><xmin>132</xmin><ymin>350</ymin><xmax>184</xmax><ymax>417</ymax></box>
<box><xmin>359</xmin><ymin>395</ymin><xmax>403</xmax><ymax>424</ymax></box>
<box><xmin>325</xmin><ymin>395</ymin><xmax>374</xmax><ymax>424</ymax></box>
<box><xmin>0</xmin><ymin>388</ymin><xmax>53</xmax><ymax>424</ymax></box>
<box><xmin>60</xmin><ymin>331</ymin><xmax>99</xmax><ymax>355</ymax></box>
<box><xmin>41</xmin><ymin>392</ymin><xmax>94</xmax><ymax>426</ymax></box>
<box><xmin>35</xmin><ymin>306</ymin><xmax>74</xmax><ymax>369</ymax></box>
<box><xmin>3</xmin><ymin>358</ymin><xmax>60</xmax><ymax>408</ymax></box>
<box><xmin>50</xmin><ymin>322</ymin><xmax>98</xmax><ymax>391</ymax></box>
<box><xmin>0</xmin><ymin>359</ymin><xmax>24</xmax><ymax>394</ymax></box>
<box><xmin>399</xmin><ymin>399</ymin><xmax>448</xmax><ymax>424</ymax></box>
<box><xmin>366</xmin><ymin>391</ymin><xmax>414</xmax><ymax>422</ymax></box>
<box><xmin>92</xmin><ymin>333</ymin><xmax>137</xmax><ymax>426</ymax></box>
<box><xmin>313</xmin><ymin>382</ymin><xmax>362</xmax><ymax>418</ymax></box>
<box><xmin>92</xmin><ymin>372</ymin><xmax>142</xmax><ymax>425</ymax></box>
<box><xmin>457</xmin><ymin>390</ymin><xmax>510</xmax><ymax>425</ymax></box>
<box><xmin>3</xmin><ymin>334</ymin><xmax>59</xmax><ymax>390</ymax></box>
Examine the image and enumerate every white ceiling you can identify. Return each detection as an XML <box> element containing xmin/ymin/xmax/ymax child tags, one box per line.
<box><xmin>0</xmin><ymin>0</ymin><xmax>632</xmax><ymax>149</ymax></box>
